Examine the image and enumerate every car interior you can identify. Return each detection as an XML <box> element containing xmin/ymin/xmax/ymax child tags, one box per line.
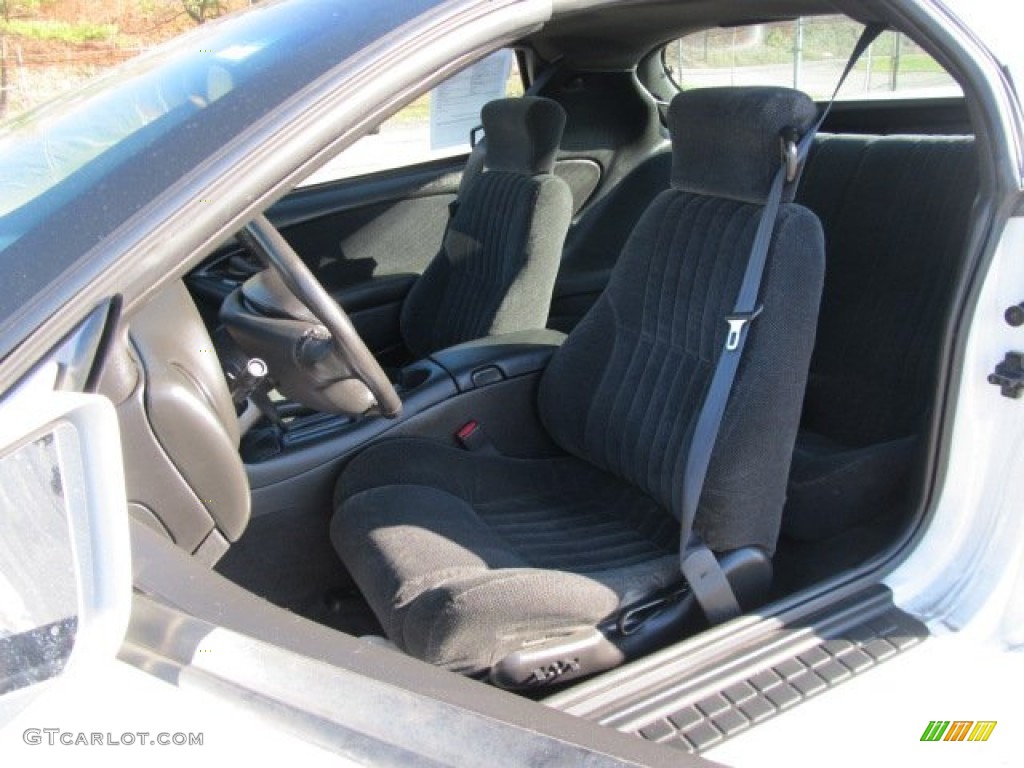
<box><xmin>101</xmin><ymin>0</ymin><xmax>983</xmax><ymax>733</ymax></box>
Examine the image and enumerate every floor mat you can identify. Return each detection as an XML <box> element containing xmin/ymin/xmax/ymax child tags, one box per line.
<box><xmin>300</xmin><ymin>586</ymin><xmax>384</xmax><ymax>637</ymax></box>
<box><xmin>216</xmin><ymin>504</ymin><xmax>382</xmax><ymax>637</ymax></box>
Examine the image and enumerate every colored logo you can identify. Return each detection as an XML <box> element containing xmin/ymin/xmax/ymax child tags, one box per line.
<box><xmin>920</xmin><ymin>721</ymin><xmax>997</xmax><ymax>742</ymax></box>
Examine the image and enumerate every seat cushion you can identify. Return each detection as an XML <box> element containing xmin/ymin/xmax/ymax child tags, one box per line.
<box><xmin>333</xmin><ymin>438</ymin><xmax>679</xmax><ymax>674</ymax></box>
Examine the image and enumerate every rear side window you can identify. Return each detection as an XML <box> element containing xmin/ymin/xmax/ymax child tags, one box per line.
<box><xmin>662</xmin><ymin>16</ymin><xmax>961</xmax><ymax>100</ymax></box>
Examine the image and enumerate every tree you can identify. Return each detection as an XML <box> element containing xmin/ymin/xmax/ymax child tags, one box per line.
<box><xmin>181</xmin><ymin>0</ymin><xmax>227</xmax><ymax>25</ymax></box>
<box><xmin>1</xmin><ymin>0</ymin><xmax>44</xmax><ymax>22</ymax></box>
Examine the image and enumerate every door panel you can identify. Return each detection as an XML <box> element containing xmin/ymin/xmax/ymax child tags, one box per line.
<box><xmin>0</xmin><ymin>354</ymin><xmax>131</xmax><ymax>723</ymax></box>
<box><xmin>332</xmin><ymin>273</ymin><xmax>418</xmax><ymax>362</ymax></box>
<box><xmin>273</xmin><ymin>159</ymin><xmax>462</xmax><ymax>288</ymax></box>
<box><xmin>274</xmin><ymin>159</ymin><xmax>462</xmax><ymax>357</ymax></box>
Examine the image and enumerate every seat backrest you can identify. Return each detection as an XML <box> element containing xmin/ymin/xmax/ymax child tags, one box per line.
<box><xmin>538</xmin><ymin>87</ymin><xmax>825</xmax><ymax>556</ymax></box>
<box><xmin>795</xmin><ymin>134</ymin><xmax>978</xmax><ymax>447</ymax></box>
<box><xmin>400</xmin><ymin>97</ymin><xmax>573</xmax><ymax>358</ymax></box>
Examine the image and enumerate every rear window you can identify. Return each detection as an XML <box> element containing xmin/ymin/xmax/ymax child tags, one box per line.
<box><xmin>662</xmin><ymin>16</ymin><xmax>961</xmax><ymax>100</ymax></box>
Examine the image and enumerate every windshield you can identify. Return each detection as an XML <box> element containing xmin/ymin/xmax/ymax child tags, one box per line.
<box><xmin>0</xmin><ymin>34</ymin><xmax>280</xmax><ymax>222</ymax></box>
<box><xmin>0</xmin><ymin>0</ymin><xmax>438</xmax><ymax>333</ymax></box>
<box><xmin>0</xmin><ymin>4</ymin><xmax>324</xmax><ymax>252</ymax></box>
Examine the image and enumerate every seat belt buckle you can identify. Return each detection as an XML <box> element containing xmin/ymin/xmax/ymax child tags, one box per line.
<box><xmin>456</xmin><ymin>420</ymin><xmax>498</xmax><ymax>453</ymax></box>
<box><xmin>724</xmin><ymin>305</ymin><xmax>763</xmax><ymax>351</ymax></box>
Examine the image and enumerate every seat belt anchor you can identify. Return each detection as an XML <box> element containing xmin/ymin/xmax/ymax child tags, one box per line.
<box><xmin>724</xmin><ymin>305</ymin><xmax>763</xmax><ymax>351</ymax></box>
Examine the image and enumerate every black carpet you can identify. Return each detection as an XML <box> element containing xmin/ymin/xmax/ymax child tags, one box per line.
<box><xmin>216</xmin><ymin>503</ymin><xmax>382</xmax><ymax>637</ymax></box>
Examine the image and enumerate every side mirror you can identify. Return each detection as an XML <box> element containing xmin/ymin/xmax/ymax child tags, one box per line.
<box><xmin>0</xmin><ymin>377</ymin><xmax>131</xmax><ymax>724</ymax></box>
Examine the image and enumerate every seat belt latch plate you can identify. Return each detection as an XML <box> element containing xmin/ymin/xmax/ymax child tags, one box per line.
<box><xmin>724</xmin><ymin>306</ymin><xmax>763</xmax><ymax>352</ymax></box>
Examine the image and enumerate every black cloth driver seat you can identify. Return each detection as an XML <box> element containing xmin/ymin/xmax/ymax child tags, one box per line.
<box><xmin>332</xmin><ymin>87</ymin><xmax>825</xmax><ymax>686</ymax></box>
<box><xmin>398</xmin><ymin>96</ymin><xmax>573</xmax><ymax>358</ymax></box>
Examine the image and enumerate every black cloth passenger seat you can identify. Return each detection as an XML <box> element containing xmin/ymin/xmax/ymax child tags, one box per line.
<box><xmin>783</xmin><ymin>134</ymin><xmax>978</xmax><ymax>540</ymax></box>
<box><xmin>332</xmin><ymin>87</ymin><xmax>825</xmax><ymax>679</ymax></box>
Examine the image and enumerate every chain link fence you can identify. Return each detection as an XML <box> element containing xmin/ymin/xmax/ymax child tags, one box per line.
<box><xmin>1</xmin><ymin>39</ymin><xmax>149</xmax><ymax>118</ymax></box>
<box><xmin>662</xmin><ymin>18</ymin><xmax>960</xmax><ymax>100</ymax></box>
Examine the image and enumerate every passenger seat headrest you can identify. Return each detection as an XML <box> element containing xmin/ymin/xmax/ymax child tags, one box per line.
<box><xmin>481</xmin><ymin>97</ymin><xmax>567</xmax><ymax>176</ymax></box>
<box><xmin>669</xmin><ymin>86</ymin><xmax>817</xmax><ymax>204</ymax></box>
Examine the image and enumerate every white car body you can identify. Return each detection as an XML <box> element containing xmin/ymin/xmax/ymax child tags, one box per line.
<box><xmin>0</xmin><ymin>0</ymin><xmax>1021</xmax><ymax>765</ymax></box>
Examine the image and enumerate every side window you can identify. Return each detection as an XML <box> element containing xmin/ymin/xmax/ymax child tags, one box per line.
<box><xmin>662</xmin><ymin>16</ymin><xmax>961</xmax><ymax>100</ymax></box>
<box><xmin>0</xmin><ymin>427</ymin><xmax>81</xmax><ymax>695</ymax></box>
<box><xmin>302</xmin><ymin>49</ymin><xmax>524</xmax><ymax>186</ymax></box>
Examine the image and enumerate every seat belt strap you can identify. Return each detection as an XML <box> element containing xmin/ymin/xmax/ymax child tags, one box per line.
<box><xmin>679</xmin><ymin>22</ymin><xmax>886</xmax><ymax>625</ymax></box>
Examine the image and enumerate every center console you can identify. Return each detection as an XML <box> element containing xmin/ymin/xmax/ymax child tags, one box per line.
<box><xmin>245</xmin><ymin>329</ymin><xmax>566</xmax><ymax>518</ymax></box>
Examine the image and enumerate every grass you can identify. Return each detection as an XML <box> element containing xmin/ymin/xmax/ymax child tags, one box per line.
<box><xmin>862</xmin><ymin>53</ymin><xmax>944</xmax><ymax>74</ymax></box>
<box><xmin>393</xmin><ymin>94</ymin><xmax>430</xmax><ymax>124</ymax></box>
<box><xmin>1</xmin><ymin>19</ymin><xmax>119</xmax><ymax>43</ymax></box>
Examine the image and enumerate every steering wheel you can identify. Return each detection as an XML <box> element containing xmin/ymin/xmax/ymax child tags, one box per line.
<box><xmin>229</xmin><ymin>214</ymin><xmax>402</xmax><ymax>419</ymax></box>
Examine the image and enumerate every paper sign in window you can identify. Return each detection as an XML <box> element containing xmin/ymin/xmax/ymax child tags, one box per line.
<box><xmin>430</xmin><ymin>50</ymin><xmax>513</xmax><ymax>150</ymax></box>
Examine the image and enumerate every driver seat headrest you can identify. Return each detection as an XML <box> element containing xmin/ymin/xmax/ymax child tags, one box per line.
<box><xmin>479</xmin><ymin>96</ymin><xmax>566</xmax><ymax>176</ymax></box>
